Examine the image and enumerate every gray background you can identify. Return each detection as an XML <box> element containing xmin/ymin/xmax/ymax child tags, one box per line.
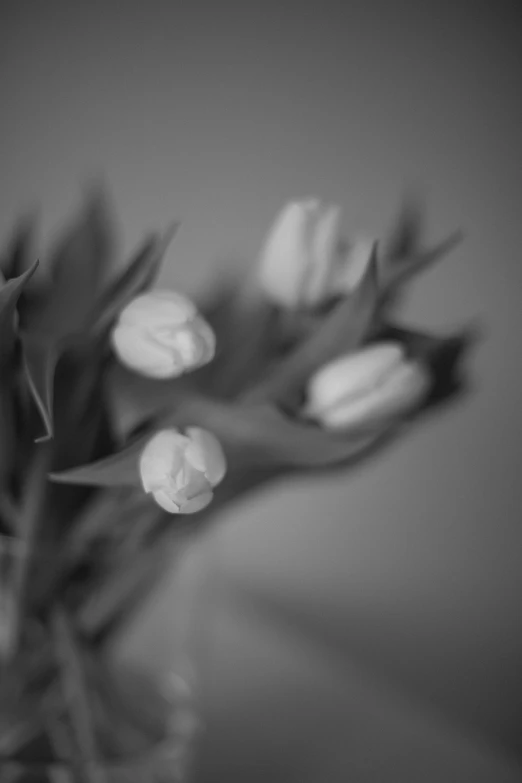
<box><xmin>1</xmin><ymin>2</ymin><xmax>521</xmax><ymax>781</ymax></box>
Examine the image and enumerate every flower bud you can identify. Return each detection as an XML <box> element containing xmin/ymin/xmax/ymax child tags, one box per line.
<box><xmin>304</xmin><ymin>342</ymin><xmax>429</xmax><ymax>430</ymax></box>
<box><xmin>111</xmin><ymin>290</ymin><xmax>215</xmax><ymax>379</ymax></box>
<box><xmin>257</xmin><ymin>199</ymin><xmax>342</xmax><ymax>309</ymax></box>
<box><xmin>139</xmin><ymin>427</ymin><xmax>227</xmax><ymax>514</ymax></box>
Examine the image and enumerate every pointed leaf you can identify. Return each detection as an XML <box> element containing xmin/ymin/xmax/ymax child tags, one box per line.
<box><xmin>48</xmin><ymin>433</ymin><xmax>149</xmax><ymax>487</ymax></box>
<box><xmin>50</xmin><ymin>182</ymin><xmax>114</xmax><ymax>285</ymax></box>
<box><xmin>380</xmin><ymin>194</ymin><xmax>464</xmax><ymax>294</ymax></box>
<box><xmin>377</xmin><ymin>321</ymin><xmax>480</xmax><ymax>409</ymax></box>
<box><xmin>51</xmin><ymin>347</ymin><xmax>116</xmax><ymax>465</ymax></box>
<box><xmin>202</xmin><ymin>402</ymin><xmax>384</xmax><ymax>468</ymax></box>
<box><xmin>88</xmin><ymin>223</ymin><xmax>178</xmax><ymax>337</ymax></box>
<box><xmin>0</xmin><ymin>387</ymin><xmax>15</xmax><ymax>489</ymax></box>
<box><xmin>0</xmin><ymin>261</ymin><xmax>39</xmax><ymax>364</ymax></box>
<box><xmin>48</xmin><ymin>389</ymin><xmax>382</xmax><ymax>490</ymax></box>
<box><xmin>206</xmin><ymin>282</ymin><xmax>280</xmax><ymax>397</ymax></box>
<box><xmin>51</xmin><ymin>607</ymin><xmax>103</xmax><ymax>774</ymax></box>
<box><xmin>243</xmin><ymin>250</ymin><xmax>379</xmax><ymax>405</ymax></box>
<box><xmin>382</xmin><ymin>230</ymin><xmax>464</xmax><ymax>295</ymax></box>
<box><xmin>0</xmin><ymin>212</ymin><xmax>36</xmax><ymax>280</ymax></box>
<box><xmin>383</xmin><ymin>192</ymin><xmax>424</xmax><ymax>265</ymax></box>
<box><xmin>24</xmin><ymin>186</ymin><xmax>117</xmax><ymax>340</ymax></box>
<box><xmin>161</xmin><ymin>396</ymin><xmax>387</xmax><ymax>470</ymax></box>
<box><xmin>21</xmin><ymin>337</ymin><xmax>58</xmax><ymax>441</ymax></box>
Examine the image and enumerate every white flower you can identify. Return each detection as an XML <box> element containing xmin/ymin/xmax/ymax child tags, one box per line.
<box><xmin>257</xmin><ymin>199</ymin><xmax>342</xmax><ymax>308</ymax></box>
<box><xmin>304</xmin><ymin>342</ymin><xmax>429</xmax><ymax>430</ymax></box>
<box><xmin>111</xmin><ymin>289</ymin><xmax>215</xmax><ymax>379</ymax></box>
<box><xmin>139</xmin><ymin>427</ymin><xmax>227</xmax><ymax>514</ymax></box>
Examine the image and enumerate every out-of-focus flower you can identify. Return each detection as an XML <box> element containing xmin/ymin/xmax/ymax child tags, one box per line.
<box><xmin>257</xmin><ymin>199</ymin><xmax>342</xmax><ymax>308</ymax></box>
<box><xmin>304</xmin><ymin>342</ymin><xmax>429</xmax><ymax>430</ymax></box>
<box><xmin>139</xmin><ymin>427</ymin><xmax>226</xmax><ymax>514</ymax></box>
<box><xmin>111</xmin><ymin>290</ymin><xmax>215</xmax><ymax>379</ymax></box>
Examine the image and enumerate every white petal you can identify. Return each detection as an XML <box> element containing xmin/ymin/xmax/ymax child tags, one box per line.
<box><xmin>257</xmin><ymin>201</ymin><xmax>316</xmax><ymax>308</ymax></box>
<box><xmin>111</xmin><ymin>324</ymin><xmax>185</xmax><ymax>378</ymax></box>
<box><xmin>320</xmin><ymin>361</ymin><xmax>429</xmax><ymax>430</ymax></box>
<box><xmin>304</xmin><ymin>204</ymin><xmax>342</xmax><ymax>306</ymax></box>
<box><xmin>152</xmin><ymin>488</ymin><xmax>181</xmax><ymax>513</ymax></box>
<box><xmin>139</xmin><ymin>429</ymin><xmax>186</xmax><ymax>492</ymax></box>
<box><xmin>306</xmin><ymin>342</ymin><xmax>405</xmax><ymax>415</ymax></box>
<box><xmin>184</xmin><ymin>427</ymin><xmax>227</xmax><ymax>486</ymax></box>
<box><xmin>118</xmin><ymin>290</ymin><xmax>197</xmax><ymax>329</ymax></box>
<box><xmin>191</xmin><ymin>316</ymin><xmax>216</xmax><ymax>364</ymax></box>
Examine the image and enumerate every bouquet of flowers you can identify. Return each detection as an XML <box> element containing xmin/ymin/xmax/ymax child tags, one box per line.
<box><xmin>0</xmin><ymin>185</ymin><xmax>475</xmax><ymax>781</ymax></box>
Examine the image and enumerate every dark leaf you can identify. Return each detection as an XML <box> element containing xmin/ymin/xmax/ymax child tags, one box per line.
<box><xmin>8</xmin><ymin>445</ymin><xmax>52</xmax><ymax>658</ymax></box>
<box><xmin>0</xmin><ymin>386</ymin><xmax>15</xmax><ymax>490</ymax></box>
<box><xmin>382</xmin><ymin>231</ymin><xmax>464</xmax><ymax>296</ymax></box>
<box><xmin>377</xmin><ymin>321</ymin><xmax>481</xmax><ymax>408</ymax></box>
<box><xmin>169</xmin><ymin>396</ymin><xmax>387</xmax><ymax>469</ymax></box>
<box><xmin>0</xmin><ymin>495</ymin><xmax>19</xmax><ymax>535</ymax></box>
<box><xmin>204</xmin><ymin>280</ymin><xmax>280</xmax><ymax>398</ymax></box>
<box><xmin>0</xmin><ymin>536</ymin><xmax>18</xmax><ymax>659</ymax></box>
<box><xmin>380</xmin><ymin>193</ymin><xmax>464</xmax><ymax>294</ymax></box>
<box><xmin>105</xmin><ymin>361</ymin><xmax>198</xmax><ymax>443</ymax></box>
<box><xmin>0</xmin><ymin>212</ymin><xmax>37</xmax><ymax>281</ymax></box>
<box><xmin>382</xmin><ymin>192</ymin><xmax>424</xmax><ymax>266</ymax></box>
<box><xmin>81</xmin><ymin>653</ymin><xmax>171</xmax><ymax>755</ymax></box>
<box><xmin>242</xmin><ymin>250</ymin><xmax>379</xmax><ymax>405</ymax></box>
<box><xmin>33</xmin><ymin>185</ymin><xmax>117</xmax><ymax>337</ymax></box>
<box><xmin>51</xmin><ymin>607</ymin><xmax>104</xmax><ymax>778</ymax></box>
<box><xmin>52</xmin><ymin>349</ymin><xmax>116</xmax><ymax>466</ymax></box>
<box><xmin>48</xmin><ymin>433</ymin><xmax>149</xmax><ymax>488</ymax></box>
<box><xmin>78</xmin><ymin>538</ymin><xmax>174</xmax><ymax>641</ymax></box>
<box><xmin>65</xmin><ymin>489</ymin><xmax>144</xmax><ymax>565</ymax></box>
<box><xmin>48</xmin><ymin>386</ymin><xmax>384</xmax><ymax>491</ymax></box>
<box><xmin>50</xmin><ymin>184</ymin><xmax>114</xmax><ymax>281</ymax></box>
<box><xmin>88</xmin><ymin>223</ymin><xmax>178</xmax><ymax>338</ymax></box>
<box><xmin>16</xmin><ymin>219</ymin><xmax>175</xmax><ymax>441</ymax></box>
<box><xmin>0</xmin><ymin>261</ymin><xmax>39</xmax><ymax>366</ymax></box>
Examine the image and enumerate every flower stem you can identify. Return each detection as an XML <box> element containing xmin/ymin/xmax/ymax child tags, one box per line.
<box><xmin>51</xmin><ymin>606</ymin><xmax>107</xmax><ymax>783</ymax></box>
<box><xmin>8</xmin><ymin>443</ymin><xmax>51</xmax><ymax>657</ymax></box>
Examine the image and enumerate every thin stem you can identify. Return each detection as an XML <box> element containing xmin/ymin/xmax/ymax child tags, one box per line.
<box><xmin>0</xmin><ymin>493</ymin><xmax>19</xmax><ymax>535</ymax></box>
<box><xmin>9</xmin><ymin>443</ymin><xmax>52</xmax><ymax>656</ymax></box>
<box><xmin>51</xmin><ymin>606</ymin><xmax>107</xmax><ymax>783</ymax></box>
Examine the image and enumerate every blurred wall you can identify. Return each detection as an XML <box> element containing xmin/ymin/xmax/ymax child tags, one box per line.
<box><xmin>1</xmin><ymin>2</ymin><xmax>522</xmax><ymax>781</ymax></box>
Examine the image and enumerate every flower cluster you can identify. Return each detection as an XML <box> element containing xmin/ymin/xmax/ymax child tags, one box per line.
<box><xmin>0</xmin><ymin>185</ymin><xmax>475</xmax><ymax>772</ymax></box>
<box><xmin>71</xmin><ymin>194</ymin><xmax>470</xmax><ymax>517</ymax></box>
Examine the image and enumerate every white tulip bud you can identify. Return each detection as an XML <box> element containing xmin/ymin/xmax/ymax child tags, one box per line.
<box><xmin>111</xmin><ymin>290</ymin><xmax>215</xmax><ymax>379</ymax></box>
<box><xmin>139</xmin><ymin>427</ymin><xmax>227</xmax><ymax>514</ymax></box>
<box><xmin>257</xmin><ymin>199</ymin><xmax>342</xmax><ymax>309</ymax></box>
<box><xmin>304</xmin><ymin>342</ymin><xmax>429</xmax><ymax>430</ymax></box>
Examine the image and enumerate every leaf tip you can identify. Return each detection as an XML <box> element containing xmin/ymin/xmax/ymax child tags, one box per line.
<box><xmin>35</xmin><ymin>432</ymin><xmax>53</xmax><ymax>444</ymax></box>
